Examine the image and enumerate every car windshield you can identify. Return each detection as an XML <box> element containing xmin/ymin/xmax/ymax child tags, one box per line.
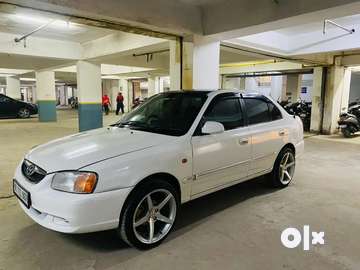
<box><xmin>115</xmin><ymin>92</ymin><xmax>208</xmax><ymax>136</ymax></box>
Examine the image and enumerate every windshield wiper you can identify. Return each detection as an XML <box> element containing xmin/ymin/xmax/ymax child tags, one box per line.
<box><xmin>115</xmin><ymin>121</ymin><xmax>147</xmax><ymax>128</ymax></box>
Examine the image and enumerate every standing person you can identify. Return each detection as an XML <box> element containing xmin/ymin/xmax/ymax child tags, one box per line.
<box><xmin>116</xmin><ymin>92</ymin><xmax>125</xmax><ymax>115</ymax></box>
<box><xmin>102</xmin><ymin>94</ymin><xmax>111</xmax><ymax>115</ymax></box>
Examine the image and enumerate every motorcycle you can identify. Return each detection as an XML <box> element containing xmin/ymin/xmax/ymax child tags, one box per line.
<box><xmin>281</xmin><ymin>99</ymin><xmax>312</xmax><ymax>131</ymax></box>
<box><xmin>338</xmin><ymin>103</ymin><xmax>360</xmax><ymax>138</ymax></box>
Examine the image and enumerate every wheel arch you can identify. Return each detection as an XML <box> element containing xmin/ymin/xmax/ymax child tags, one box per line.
<box><xmin>119</xmin><ymin>172</ymin><xmax>181</xmax><ymax>223</ymax></box>
<box><xmin>282</xmin><ymin>143</ymin><xmax>295</xmax><ymax>155</ymax></box>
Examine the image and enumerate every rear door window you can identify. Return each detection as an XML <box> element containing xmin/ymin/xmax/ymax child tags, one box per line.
<box><xmin>244</xmin><ymin>98</ymin><xmax>283</xmax><ymax>125</ymax></box>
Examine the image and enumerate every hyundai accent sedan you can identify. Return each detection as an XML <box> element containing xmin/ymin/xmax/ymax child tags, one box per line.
<box><xmin>13</xmin><ymin>90</ymin><xmax>304</xmax><ymax>249</ymax></box>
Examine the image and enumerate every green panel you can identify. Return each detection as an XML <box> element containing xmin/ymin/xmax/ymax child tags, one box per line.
<box><xmin>78</xmin><ymin>103</ymin><xmax>103</xmax><ymax>132</ymax></box>
<box><xmin>37</xmin><ymin>100</ymin><xmax>57</xmax><ymax>122</ymax></box>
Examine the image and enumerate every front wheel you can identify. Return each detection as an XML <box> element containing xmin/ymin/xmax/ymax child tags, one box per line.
<box><xmin>118</xmin><ymin>179</ymin><xmax>179</xmax><ymax>249</ymax></box>
<box><xmin>269</xmin><ymin>147</ymin><xmax>296</xmax><ymax>188</ymax></box>
<box><xmin>18</xmin><ymin>108</ymin><xmax>30</xmax><ymax>118</ymax></box>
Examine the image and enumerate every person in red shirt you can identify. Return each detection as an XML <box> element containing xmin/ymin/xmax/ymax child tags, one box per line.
<box><xmin>116</xmin><ymin>92</ymin><xmax>125</xmax><ymax>115</ymax></box>
<box><xmin>102</xmin><ymin>94</ymin><xmax>111</xmax><ymax>115</ymax></box>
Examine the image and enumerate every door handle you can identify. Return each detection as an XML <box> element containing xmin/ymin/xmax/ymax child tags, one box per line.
<box><xmin>239</xmin><ymin>138</ymin><xmax>249</xmax><ymax>145</ymax></box>
<box><xmin>279</xmin><ymin>130</ymin><xmax>286</xmax><ymax>136</ymax></box>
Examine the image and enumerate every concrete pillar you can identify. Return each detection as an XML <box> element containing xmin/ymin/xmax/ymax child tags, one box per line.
<box><xmin>223</xmin><ymin>77</ymin><xmax>240</xmax><ymax>90</ymax></box>
<box><xmin>245</xmin><ymin>77</ymin><xmax>257</xmax><ymax>90</ymax></box>
<box><xmin>239</xmin><ymin>77</ymin><xmax>246</xmax><ymax>90</ymax></box>
<box><xmin>119</xmin><ymin>77</ymin><xmax>130</xmax><ymax>113</ymax></box>
<box><xmin>182</xmin><ymin>42</ymin><xmax>193</xmax><ymax>89</ymax></box>
<box><xmin>148</xmin><ymin>77</ymin><xmax>156</xmax><ymax>97</ymax></box>
<box><xmin>322</xmin><ymin>65</ymin><xmax>352</xmax><ymax>134</ymax></box>
<box><xmin>35</xmin><ymin>71</ymin><xmax>57</xmax><ymax>122</ymax></box>
<box><xmin>281</xmin><ymin>76</ymin><xmax>287</xmax><ymax>101</ymax></box>
<box><xmin>6</xmin><ymin>76</ymin><xmax>21</xmax><ymax>100</ymax></box>
<box><xmin>286</xmin><ymin>74</ymin><xmax>302</xmax><ymax>102</ymax></box>
<box><xmin>103</xmin><ymin>79</ymin><xmax>119</xmax><ymax>112</ymax></box>
<box><xmin>169</xmin><ymin>40</ymin><xmax>181</xmax><ymax>90</ymax></box>
<box><xmin>310</xmin><ymin>67</ymin><xmax>324</xmax><ymax>133</ymax></box>
<box><xmin>76</xmin><ymin>61</ymin><xmax>102</xmax><ymax>131</ymax></box>
<box><xmin>31</xmin><ymin>86</ymin><xmax>37</xmax><ymax>103</ymax></box>
<box><xmin>270</xmin><ymin>76</ymin><xmax>284</xmax><ymax>101</ymax></box>
<box><xmin>192</xmin><ymin>36</ymin><xmax>220</xmax><ymax>90</ymax></box>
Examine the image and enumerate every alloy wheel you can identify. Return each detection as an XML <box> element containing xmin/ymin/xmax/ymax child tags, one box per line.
<box><xmin>132</xmin><ymin>189</ymin><xmax>177</xmax><ymax>244</ymax></box>
<box><xmin>279</xmin><ymin>152</ymin><xmax>295</xmax><ymax>185</ymax></box>
<box><xmin>19</xmin><ymin>108</ymin><xmax>30</xmax><ymax>118</ymax></box>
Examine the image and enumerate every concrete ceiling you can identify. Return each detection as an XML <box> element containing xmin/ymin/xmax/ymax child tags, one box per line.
<box><xmin>0</xmin><ymin>11</ymin><xmax>115</xmax><ymax>43</ymax></box>
<box><xmin>3</xmin><ymin>0</ymin><xmax>360</xmax><ymax>40</ymax></box>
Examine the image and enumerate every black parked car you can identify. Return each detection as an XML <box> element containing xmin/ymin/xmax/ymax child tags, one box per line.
<box><xmin>0</xmin><ymin>94</ymin><xmax>38</xmax><ymax>118</ymax></box>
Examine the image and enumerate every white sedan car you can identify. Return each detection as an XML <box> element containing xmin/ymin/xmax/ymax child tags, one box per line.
<box><xmin>13</xmin><ymin>90</ymin><xmax>304</xmax><ymax>249</ymax></box>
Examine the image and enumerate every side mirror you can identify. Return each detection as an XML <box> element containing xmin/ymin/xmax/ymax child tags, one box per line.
<box><xmin>201</xmin><ymin>121</ymin><xmax>225</xmax><ymax>135</ymax></box>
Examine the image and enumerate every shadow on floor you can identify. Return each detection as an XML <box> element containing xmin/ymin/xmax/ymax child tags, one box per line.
<box><xmin>59</xmin><ymin>176</ymin><xmax>278</xmax><ymax>252</ymax></box>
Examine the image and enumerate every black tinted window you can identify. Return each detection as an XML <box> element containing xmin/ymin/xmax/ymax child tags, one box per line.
<box><xmin>118</xmin><ymin>92</ymin><xmax>207</xmax><ymax>136</ymax></box>
<box><xmin>244</xmin><ymin>98</ymin><xmax>271</xmax><ymax>125</ymax></box>
<box><xmin>204</xmin><ymin>96</ymin><xmax>244</xmax><ymax>130</ymax></box>
<box><xmin>244</xmin><ymin>98</ymin><xmax>283</xmax><ymax>124</ymax></box>
<box><xmin>0</xmin><ymin>95</ymin><xmax>10</xmax><ymax>102</ymax></box>
<box><xmin>268</xmin><ymin>101</ymin><xmax>282</xmax><ymax>121</ymax></box>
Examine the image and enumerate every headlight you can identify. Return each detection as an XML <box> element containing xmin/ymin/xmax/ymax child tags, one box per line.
<box><xmin>51</xmin><ymin>171</ymin><xmax>98</xmax><ymax>194</ymax></box>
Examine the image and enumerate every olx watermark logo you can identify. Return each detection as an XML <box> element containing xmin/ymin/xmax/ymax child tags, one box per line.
<box><xmin>281</xmin><ymin>225</ymin><xmax>325</xmax><ymax>250</ymax></box>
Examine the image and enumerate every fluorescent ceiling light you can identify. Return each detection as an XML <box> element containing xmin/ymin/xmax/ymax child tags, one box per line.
<box><xmin>20</xmin><ymin>78</ymin><xmax>36</xmax><ymax>81</ymax></box>
<box><xmin>11</xmin><ymin>14</ymin><xmax>82</xmax><ymax>31</ymax></box>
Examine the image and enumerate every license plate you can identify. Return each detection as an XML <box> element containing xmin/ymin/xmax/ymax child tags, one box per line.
<box><xmin>13</xmin><ymin>180</ymin><xmax>31</xmax><ymax>208</ymax></box>
<box><xmin>339</xmin><ymin>125</ymin><xmax>347</xmax><ymax>128</ymax></box>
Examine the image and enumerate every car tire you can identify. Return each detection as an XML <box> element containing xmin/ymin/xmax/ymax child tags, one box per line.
<box><xmin>18</xmin><ymin>108</ymin><xmax>30</xmax><ymax>118</ymax></box>
<box><xmin>269</xmin><ymin>147</ymin><xmax>296</xmax><ymax>188</ymax></box>
<box><xmin>118</xmin><ymin>179</ymin><xmax>180</xmax><ymax>249</ymax></box>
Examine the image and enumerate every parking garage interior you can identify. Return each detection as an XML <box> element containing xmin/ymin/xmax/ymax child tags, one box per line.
<box><xmin>1</xmin><ymin>1</ymin><xmax>360</xmax><ymax>269</ymax></box>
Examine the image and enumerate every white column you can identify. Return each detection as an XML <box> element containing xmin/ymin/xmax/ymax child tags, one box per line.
<box><xmin>119</xmin><ymin>77</ymin><xmax>130</xmax><ymax>112</ymax></box>
<box><xmin>155</xmin><ymin>77</ymin><xmax>160</xmax><ymax>94</ymax></box>
<box><xmin>310</xmin><ymin>67</ymin><xmax>324</xmax><ymax>132</ymax></box>
<box><xmin>286</xmin><ymin>74</ymin><xmax>302</xmax><ymax>102</ymax></box>
<box><xmin>270</xmin><ymin>76</ymin><xmax>284</xmax><ymax>101</ymax></box>
<box><xmin>31</xmin><ymin>86</ymin><xmax>37</xmax><ymax>103</ymax></box>
<box><xmin>35</xmin><ymin>71</ymin><xmax>57</xmax><ymax>121</ymax></box>
<box><xmin>103</xmin><ymin>79</ymin><xmax>119</xmax><ymax>112</ymax></box>
<box><xmin>148</xmin><ymin>77</ymin><xmax>156</xmax><ymax>97</ymax></box>
<box><xmin>169</xmin><ymin>40</ymin><xmax>181</xmax><ymax>90</ymax></box>
<box><xmin>192</xmin><ymin>36</ymin><xmax>220</xmax><ymax>90</ymax></box>
<box><xmin>323</xmin><ymin>65</ymin><xmax>352</xmax><ymax>134</ymax></box>
<box><xmin>6</xmin><ymin>76</ymin><xmax>21</xmax><ymax>99</ymax></box>
<box><xmin>76</xmin><ymin>60</ymin><xmax>102</xmax><ymax>131</ymax></box>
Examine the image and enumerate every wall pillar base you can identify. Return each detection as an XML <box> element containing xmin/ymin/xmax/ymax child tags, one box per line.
<box><xmin>78</xmin><ymin>103</ymin><xmax>103</xmax><ymax>132</ymax></box>
<box><xmin>38</xmin><ymin>100</ymin><xmax>57</xmax><ymax>122</ymax></box>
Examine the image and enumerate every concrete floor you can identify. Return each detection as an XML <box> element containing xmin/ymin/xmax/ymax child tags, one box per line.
<box><xmin>1</xmin><ymin>110</ymin><xmax>360</xmax><ymax>270</ymax></box>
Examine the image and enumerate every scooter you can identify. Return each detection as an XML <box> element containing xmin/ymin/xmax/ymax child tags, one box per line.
<box><xmin>338</xmin><ymin>103</ymin><xmax>360</xmax><ymax>137</ymax></box>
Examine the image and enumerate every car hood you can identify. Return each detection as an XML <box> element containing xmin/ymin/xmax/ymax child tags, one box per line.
<box><xmin>25</xmin><ymin>127</ymin><xmax>175</xmax><ymax>172</ymax></box>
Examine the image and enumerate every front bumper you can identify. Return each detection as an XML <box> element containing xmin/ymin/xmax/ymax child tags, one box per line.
<box><xmin>14</xmin><ymin>163</ymin><xmax>132</xmax><ymax>233</ymax></box>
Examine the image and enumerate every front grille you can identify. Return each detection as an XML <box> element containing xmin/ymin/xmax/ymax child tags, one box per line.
<box><xmin>21</xmin><ymin>159</ymin><xmax>47</xmax><ymax>183</ymax></box>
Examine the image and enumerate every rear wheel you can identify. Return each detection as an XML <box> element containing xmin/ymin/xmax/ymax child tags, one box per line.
<box><xmin>119</xmin><ymin>179</ymin><xmax>179</xmax><ymax>249</ymax></box>
<box><xmin>269</xmin><ymin>147</ymin><xmax>296</xmax><ymax>188</ymax></box>
<box><xmin>18</xmin><ymin>108</ymin><xmax>30</xmax><ymax>118</ymax></box>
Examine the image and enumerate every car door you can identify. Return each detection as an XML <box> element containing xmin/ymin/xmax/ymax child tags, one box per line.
<box><xmin>243</xmin><ymin>96</ymin><xmax>286</xmax><ymax>175</ymax></box>
<box><xmin>191</xmin><ymin>93</ymin><xmax>251</xmax><ymax>196</ymax></box>
<box><xmin>0</xmin><ymin>95</ymin><xmax>16</xmax><ymax>117</ymax></box>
